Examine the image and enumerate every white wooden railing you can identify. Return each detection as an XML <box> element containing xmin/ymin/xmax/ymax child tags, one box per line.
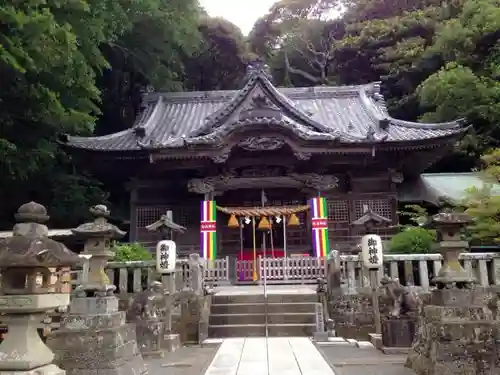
<box><xmin>337</xmin><ymin>252</ymin><xmax>500</xmax><ymax>291</ymax></box>
<box><xmin>70</xmin><ymin>252</ymin><xmax>500</xmax><ymax>293</ymax></box>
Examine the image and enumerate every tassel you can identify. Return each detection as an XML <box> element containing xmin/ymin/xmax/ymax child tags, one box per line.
<box><xmin>227</xmin><ymin>214</ymin><xmax>239</xmax><ymax>228</ymax></box>
<box><xmin>258</xmin><ymin>216</ymin><xmax>271</xmax><ymax>230</ymax></box>
<box><xmin>288</xmin><ymin>213</ymin><xmax>300</xmax><ymax>226</ymax></box>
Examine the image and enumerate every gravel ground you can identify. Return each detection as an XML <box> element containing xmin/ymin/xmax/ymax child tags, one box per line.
<box><xmin>316</xmin><ymin>344</ymin><xmax>415</xmax><ymax>375</ymax></box>
<box><xmin>146</xmin><ymin>344</ymin><xmax>220</xmax><ymax>375</ymax></box>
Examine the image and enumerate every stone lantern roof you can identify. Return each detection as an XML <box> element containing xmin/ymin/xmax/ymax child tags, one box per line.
<box><xmin>71</xmin><ymin>204</ymin><xmax>126</xmax><ymax>239</ymax></box>
<box><xmin>431</xmin><ymin>211</ymin><xmax>472</xmax><ymax>227</ymax></box>
<box><xmin>0</xmin><ymin>201</ymin><xmax>80</xmax><ymax>268</ymax></box>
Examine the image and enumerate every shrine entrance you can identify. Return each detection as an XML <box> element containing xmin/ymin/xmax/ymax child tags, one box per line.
<box><xmin>219</xmin><ymin>188</ymin><xmax>310</xmax><ymax>259</ymax></box>
<box><xmin>216</xmin><ymin>188</ymin><xmax>311</xmax><ymax>283</ymax></box>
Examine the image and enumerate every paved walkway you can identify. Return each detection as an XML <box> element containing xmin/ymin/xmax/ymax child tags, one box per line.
<box><xmin>147</xmin><ymin>345</ymin><xmax>220</xmax><ymax>375</ymax></box>
<box><xmin>316</xmin><ymin>341</ymin><xmax>414</xmax><ymax>375</ymax></box>
<box><xmin>203</xmin><ymin>337</ymin><xmax>335</xmax><ymax>375</ymax></box>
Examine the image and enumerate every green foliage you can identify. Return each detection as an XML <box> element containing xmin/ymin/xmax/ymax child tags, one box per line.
<box><xmin>184</xmin><ymin>17</ymin><xmax>250</xmax><ymax>91</ymax></box>
<box><xmin>112</xmin><ymin>242</ymin><xmax>153</xmax><ymax>262</ymax></box>
<box><xmin>464</xmin><ymin>148</ymin><xmax>500</xmax><ymax>244</ymax></box>
<box><xmin>253</xmin><ymin>0</ymin><xmax>500</xmax><ymax>169</ymax></box>
<box><xmin>0</xmin><ymin>0</ymin><xmax>202</xmax><ymax>228</ymax></box>
<box><xmin>417</xmin><ymin>0</ymin><xmax>500</xmax><ymax>157</ymax></box>
<box><xmin>388</xmin><ymin>227</ymin><xmax>437</xmax><ymax>254</ymax></box>
<box><xmin>397</xmin><ymin>204</ymin><xmax>430</xmax><ymax>226</ymax></box>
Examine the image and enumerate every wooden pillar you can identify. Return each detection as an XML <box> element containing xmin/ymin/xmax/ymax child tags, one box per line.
<box><xmin>129</xmin><ymin>184</ymin><xmax>138</xmax><ymax>242</ymax></box>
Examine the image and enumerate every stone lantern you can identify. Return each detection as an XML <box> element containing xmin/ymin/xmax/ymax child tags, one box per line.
<box><xmin>0</xmin><ymin>201</ymin><xmax>80</xmax><ymax>375</ymax></box>
<box><xmin>430</xmin><ymin>211</ymin><xmax>475</xmax><ymax>288</ymax></box>
<box><xmin>406</xmin><ymin>210</ymin><xmax>500</xmax><ymax>375</ymax></box>
<box><xmin>72</xmin><ymin>204</ymin><xmax>125</xmax><ymax>296</ymax></box>
<box><xmin>46</xmin><ymin>205</ymin><xmax>147</xmax><ymax>375</ymax></box>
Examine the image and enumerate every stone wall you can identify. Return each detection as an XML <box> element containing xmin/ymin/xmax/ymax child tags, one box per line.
<box><xmin>328</xmin><ymin>289</ymin><xmax>431</xmax><ymax>340</ymax></box>
<box><xmin>330</xmin><ymin>286</ymin><xmax>500</xmax><ymax>341</ymax></box>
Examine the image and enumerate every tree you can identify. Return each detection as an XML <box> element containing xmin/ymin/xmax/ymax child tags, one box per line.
<box><xmin>417</xmin><ymin>0</ymin><xmax>500</xmax><ymax>160</ymax></box>
<box><xmin>184</xmin><ymin>17</ymin><xmax>250</xmax><ymax>91</ymax></box>
<box><xmin>0</xmin><ymin>0</ymin><xmax>202</xmax><ymax>228</ymax></box>
<box><xmin>248</xmin><ymin>0</ymin><xmax>342</xmax><ymax>86</ymax></box>
<box><xmin>96</xmin><ymin>0</ymin><xmax>202</xmax><ymax>134</ymax></box>
<box><xmin>464</xmin><ymin>149</ymin><xmax>500</xmax><ymax>244</ymax></box>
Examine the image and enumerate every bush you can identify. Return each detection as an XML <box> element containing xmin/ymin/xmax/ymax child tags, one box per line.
<box><xmin>112</xmin><ymin>242</ymin><xmax>153</xmax><ymax>262</ymax></box>
<box><xmin>388</xmin><ymin>227</ymin><xmax>437</xmax><ymax>254</ymax></box>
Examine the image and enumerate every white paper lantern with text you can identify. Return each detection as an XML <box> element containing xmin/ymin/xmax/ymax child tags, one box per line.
<box><xmin>361</xmin><ymin>234</ymin><xmax>383</xmax><ymax>269</ymax></box>
<box><xmin>156</xmin><ymin>240</ymin><xmax>176</xmax><ymax>274</ymax></box>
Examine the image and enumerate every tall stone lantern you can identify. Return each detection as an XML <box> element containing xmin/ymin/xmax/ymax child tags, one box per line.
<box><xmin>46</xmin><ymin>205</ymin><xmax>147</xmax><ymax>375</ymax></box>
<box><xmin>430</xmin><ymin>211</ymin><xmax>475</xmax><ymax>289</ymax></box>
<box><xmin>406</xmin><ymin>211</ymin><xmax>500</xmax><ymax>375</ymax></box>
<box><xmin>72</xmin><ymin>204</ymin><xmax>125</xmax><ymax>295</ymax></box>
<box><xmin>0</xmin><ymin>201</ymin><xmax>80</xmax><ymax>375</ymax></box>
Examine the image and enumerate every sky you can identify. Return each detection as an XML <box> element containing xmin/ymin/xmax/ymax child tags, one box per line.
<box><xmin>200</xmin><ymin>0</ymin><xmax>276</xmax><ymax>35</ymax></box>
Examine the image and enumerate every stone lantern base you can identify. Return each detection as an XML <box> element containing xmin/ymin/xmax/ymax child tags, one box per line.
<box><xmin>405</xmin><ymin>288</ymin><xmax>500</xmax><ymax>375</ymax></box>
<box><xmin>46</xmin><ymin>296</ymin><xmax>147</xmax><ymax>375</ymax></box>
<box><xmin>135</xmin><ymin>320</ymin><xmax>181</xmax><ymax>357</ymax></box>
<box><xmin>382</xmin><ymin>316</ymin><xmax>417</xmax><ymax>350</ymax></box>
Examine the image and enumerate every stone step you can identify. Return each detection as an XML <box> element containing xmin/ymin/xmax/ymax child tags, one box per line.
<box><xmin>211</xmin><ymin>302</ymin><xmax>317</xmax><ymax>314</ymax></box>
<box><xmin>212</xmin><ymin>293</ymin><xmax>318</xmax><ymax>304</ymax></box>
<box><xmin>209</xmin><ymin>312</ymin><xmax>316</xmax><ymax>325</ymax></box>
<box><xmin>208</xmin><ymin>323</ymin><xmax>317</xmax><ymax>338</ymax></box>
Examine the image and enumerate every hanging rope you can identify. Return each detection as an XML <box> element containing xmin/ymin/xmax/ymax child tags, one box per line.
<box><xmin>217</xmin><ymin>205</ymin><xmax>309</xmax><ymax>217</ymax></box>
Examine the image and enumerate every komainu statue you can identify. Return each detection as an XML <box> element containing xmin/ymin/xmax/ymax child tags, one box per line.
<box><xmin>380</xmin><ymin>275</ymin><xmax>419</xmax><ymax>317</ymax></box>
<box><xmin>126</xmin><ymin>281</ymin><xmax>169</xmax><ymax>321</ymax></box>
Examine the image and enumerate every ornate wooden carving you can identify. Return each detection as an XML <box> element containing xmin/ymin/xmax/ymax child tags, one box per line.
<box><xmin>187</xmin><ymin>172</ymin><xmax>339</xmax><ymax>193</ymax></box>
<box><xmin>294</xmin><ymin>151</ymin><xmax>312</xmax><ymax>160</ymax></box>
<box><xmin>289</xmin><ymin>173</ymin><xmax>339</xmax><ymax>192</ymax></box>
<box><xmin>238</xmin><ymin>88</ymin><xmax>283</xmax><ymax>121</ymax></box>
<box><xmin>187</xmin><ymin>178</ymin><xmax>216</xmax><ymax>194</ymax></box>
<box><xmin>238</xmin><ymin>166</ymin><xmax>286</xmax><ymax>178</ymax></box>
<box><xmin>238</xmin><ymin>137</ymin><xmax>285</xmax><ymax>151</ymax></box>
<box><xmin>211</xmin><ymin>152</ymin><xmax>230</xmax><ymax>164</ymax></box>
<box><xmin>251</xmin><ymin>94</ymin><xmax>272</xmax><ymax>109</ymax></box>
<box><xmin>389</xmin><ymin>169</ymin><xmax>404</xmax><ymax>183</ymax></box>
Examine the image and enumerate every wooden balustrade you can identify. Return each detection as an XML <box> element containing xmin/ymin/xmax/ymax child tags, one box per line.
<box><xmin>67</xmin><ymin>252</ymin><xmax>500</xmax><ymax>292</ymax></box>
<box><xmin>3</xmin><ymin>251</ymin><xmax>498</xmax><ymax>342</ymax></box>
<box><xmin>337</xmin><ymin>252</ymin><xmax>500</xmax><ymax>291</ymax></box>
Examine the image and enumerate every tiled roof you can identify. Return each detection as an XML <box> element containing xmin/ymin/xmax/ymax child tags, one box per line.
<box><xmin>399</xmin><ymin>173</ymin><xmax>500</xmax><ymax>205</ymax></box>
<box><xmin>62</xmin><ymin>68</ymin><xmax>467</xmax><ymax>152</ymax></box>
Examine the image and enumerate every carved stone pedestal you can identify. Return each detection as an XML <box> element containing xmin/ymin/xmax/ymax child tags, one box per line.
<box><xmin>381</xmin><ymin>316</ymin><xmax>417</xmax><ymax>354</ymax></box>
<box><xmin>179</xmin><ymin>294</ymin><xmax>212</xmax><ymax>344</ymax></box>
<box><xmin>382</xmin><ymin>317</ymin><xmax>417</xmax><ymax>348</ymax></box>
<box><xmin>0</xmin><ymin>314</ymin><xmax>66</xmax><ymax>375</ymax></box>
<box><xmin>135</xmin><ymin>321</ymin><xmax>180</xmax><ymax>357</ymax></box>
<box><xmin>47</xmin><ymin>296</ymin><xmax>147</xmax><ymax>375</ymax></box>
<box><xmin>405</xmin><ymin>288</ymin><xmax>500</xmax><ymax>375</ymax></box>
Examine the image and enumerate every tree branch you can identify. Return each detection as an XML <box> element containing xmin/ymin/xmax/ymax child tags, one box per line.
<box><xmin>284</xmin><ymin>50</ymin><xmax>322</xmax><ymax>83</ymax></box>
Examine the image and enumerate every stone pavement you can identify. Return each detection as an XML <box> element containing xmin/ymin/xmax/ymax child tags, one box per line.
<box><xmin>316</xmin><ymin>340</ymin><xmax>415</xmax><ymax>375</ymax></box>
<box><xmin>147</xmin><ymin>345</ymin><xmax>221</xmax><ymax>375</ymax></box>
<box><xmin>145</xmin><ymin>337</ymin><xmax>415</xmax><ymax>375</ymax></box>
<box><xmin>202</xmin><ymin>337</ymin><xmax>335</xmax><ymax>375</ymax></box>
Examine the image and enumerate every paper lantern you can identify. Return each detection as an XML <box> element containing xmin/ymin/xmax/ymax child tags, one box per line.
<box><xmin>360</xmin><ymin>234</ymin><xmax>383</xmax><ymax>269</ymax></box>
<box><xmin>227</xmin><ymin>214</ymin><xmax>239</xmax><ymax>228</ymax></box>
<box><xmin>156</xmin><ymin>240</ymin><xmax>177</xmax><ymax>274</ymax></box>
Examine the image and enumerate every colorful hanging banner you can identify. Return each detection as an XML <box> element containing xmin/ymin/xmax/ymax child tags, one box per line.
<box><xmin>309</xmin><ymin>197</ymin><xmax>330</xmax><ymax>258</ymax></box>
<box><xmin>200</xmin><ymin>200</ymin><xmax>217</xmax><ymax>260</ymax></box>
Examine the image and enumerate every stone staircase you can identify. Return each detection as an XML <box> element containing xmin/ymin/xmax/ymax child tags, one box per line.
<box><xmin>208</xmin><ymin>292</ymin><xmax>319</xmax><ymax>337</ymax></box>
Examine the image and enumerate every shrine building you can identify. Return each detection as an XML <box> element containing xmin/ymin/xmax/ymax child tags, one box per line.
<box><xmin>60</xmin><ymin>63</ymin><xmax>468</xmax><ymax>259</ymax></box>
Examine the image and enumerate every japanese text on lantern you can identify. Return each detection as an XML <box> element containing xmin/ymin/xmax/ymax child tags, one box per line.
<box><xmin>361</xmin><ymin>234</ymin><xmax>383</xmax><ymax>269</ymax></box>
<box><xmin>156</xmin><ymin>240</ymin><xmax>176</xmax><ymax>274</ymax></box>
